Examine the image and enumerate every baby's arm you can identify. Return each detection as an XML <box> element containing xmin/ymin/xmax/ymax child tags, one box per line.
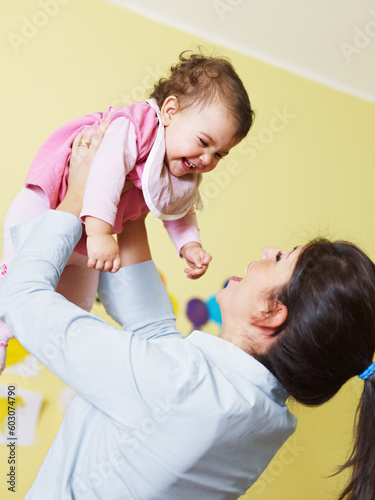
<box><xmin>92</xmin><ymin>212</ymin><xmax>150</xmax><ymax>274</ymax></box>
<box><xmin>85</xmin><ymin>216</ymin><xmax>121</xmax><ymax>273</ymax></box>
<box><xmin>180</xmin><ymin>241</ymin><xmax>212</xmax><ymax>280</ymax></box>
<box><xmin>80</xmin><ymin>116</ymin><xmax>138</xmax><ymax>272</ymax></box>
<box><xmin>163</xmin><ymin>206</ymin><xmax>212</xmax><ymax>279</ymax></box>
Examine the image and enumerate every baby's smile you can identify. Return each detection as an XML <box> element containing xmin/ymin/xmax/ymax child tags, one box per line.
<box><xmin>182</xmin><ymin>158</ymin><xmax>196</xmax><ymax>171</ymax></box>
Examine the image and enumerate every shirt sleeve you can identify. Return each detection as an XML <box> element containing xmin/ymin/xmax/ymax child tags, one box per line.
<box><xmin>163</xmin><ymin>205</ymin><xmax>201</xmax><ymax>256</ymax></box>
<box><xmin>0</xmin><ymin>210</ymin><xmax>188</xmax><ymax>425</ymax></box>
<box><xmin>97</xmin><ymin>261</ymin><xmax>183</xmax><ymax>341</ymax></box>
<box><xmin>80</xmin><ymin>117</ymin><xmax>138</xmax><ymax>227</ymax></box>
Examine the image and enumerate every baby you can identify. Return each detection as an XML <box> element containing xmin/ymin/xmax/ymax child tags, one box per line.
<box><xmin>0</xmin><ymin>50</ymin><xmax>254</xmax><ymax>373</ymax></box>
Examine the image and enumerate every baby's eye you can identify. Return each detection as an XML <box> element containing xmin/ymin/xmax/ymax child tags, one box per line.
<box><xmin>275</xmin><ymin>251</ymin><xmax>282</xmax><ymax>262</ymax></box>
<box><xmin>215</xmin><ymin>153</ymin><xmax>223</xmax><ymax>160</ymax></box>
<box><xmin>199</xmin><ymin>138</ymin><xmax>208</xmax><ymax>147</ymax></box>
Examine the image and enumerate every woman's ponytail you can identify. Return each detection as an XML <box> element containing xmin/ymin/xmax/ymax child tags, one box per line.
<box><xmin>337</xmin><ymin>374</ymin><xmax>375</xmax><ymax>500</ymax></box>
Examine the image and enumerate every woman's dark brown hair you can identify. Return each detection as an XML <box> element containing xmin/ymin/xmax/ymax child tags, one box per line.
<box><xmin>150</xmin><ymin>50</ymin><xmax>255</xmax><ymax>141</ymax></box>
<box><xmin>258</xmin><ymin>239</ymin><xmax>375</xmax><ymax>500</ymax></box>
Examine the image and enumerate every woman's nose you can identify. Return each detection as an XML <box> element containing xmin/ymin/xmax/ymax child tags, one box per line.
<box><xmin>261</xmin><ymin>247</ymin><xmax>284</xmax><ymax>260</ymax></box>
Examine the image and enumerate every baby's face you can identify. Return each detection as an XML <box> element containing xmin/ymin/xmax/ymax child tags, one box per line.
<box><xmin>161</xmin><ymin>96</ymin><xmax>240</xmax><ymax>178</ymax></box>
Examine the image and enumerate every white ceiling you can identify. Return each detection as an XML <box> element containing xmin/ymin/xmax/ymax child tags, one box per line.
<box><xmin>103</xmin><ymin>0</ymin><xmax>375</xmax><ymax>103</ymax></box>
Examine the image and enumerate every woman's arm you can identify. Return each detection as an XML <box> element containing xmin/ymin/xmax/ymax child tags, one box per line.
<box><xmin>56</xmin><ymin>119</ymin><xmax>110</xmax><ymax>217</ymax></box>
<box><xmin>98</xmin><ymin>213</ymin><xmax>182</xmax><ymax>339</ymax></box>
<box><xmin>0</xmin><ymin>121</ymin><xmax>182</xmax><ymax>425</ymax></box>
<box><xmin>0</xmin><ymin>210</ymin><xmax>182</xmax><ymax>425</ymax></box>
<box><xmin>117</xmin><ymin>213</ymin><xmax>152</xmax><ymax>266</ymax></box>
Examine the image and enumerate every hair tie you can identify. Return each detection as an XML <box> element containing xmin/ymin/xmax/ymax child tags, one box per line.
<box><xmin>358</xmin><ymin>362</ymin><xmax>375</xmax><ymax>380</ymax></box>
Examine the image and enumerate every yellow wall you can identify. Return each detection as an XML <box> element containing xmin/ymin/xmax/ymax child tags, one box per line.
<box><xmin>1</xmin><ymin>0</ymin><xmax>375</xmax><ymax>498</ymax></box>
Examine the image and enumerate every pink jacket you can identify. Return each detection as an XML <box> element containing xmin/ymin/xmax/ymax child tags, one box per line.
<box><xmin>25</xmin><ymin>101</ymin><xmax>201</xmax><ymax>255</ymax></box>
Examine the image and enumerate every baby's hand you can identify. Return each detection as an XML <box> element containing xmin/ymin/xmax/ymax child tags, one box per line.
<box><xmin>87</xmin><ymin>234</ymin><xmax>121</xmax><ymax>273</ymax></box>
<box><xmin>181</xmin><ymin>242</ymin><xmax>212</xmax><ymax>280</ymax></box>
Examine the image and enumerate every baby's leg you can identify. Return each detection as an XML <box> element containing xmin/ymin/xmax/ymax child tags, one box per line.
<box><xmin>1</xmin><ymin>186</ymin><xmax>50</xmax><ymax>373</ymax></box>
<box><xmin>3</xmin><ymin>186</ymin><xmax>50</xmax><ymax>260</ymax></box>
<box><xmin>3</xmin><ymin>187</ymin><xmax>98</xmax><ymax>310</ymax></box>
<box><xmin>1</xmin><ymin>188</ymin><xmax>98</xmax><ymax>375</ymax></box>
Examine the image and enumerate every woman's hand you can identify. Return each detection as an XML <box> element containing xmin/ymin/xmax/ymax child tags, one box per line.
<box><xmin>56</xmin><ymin>114</ymin><xmax>111</xmax><ymax>217</ymax></box>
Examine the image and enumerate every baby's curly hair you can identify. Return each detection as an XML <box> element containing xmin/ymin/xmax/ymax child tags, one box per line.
<box><xmin>150</xmin><ymin>50</ymin><xmax>255</xmax><ymax>141</ymax></box>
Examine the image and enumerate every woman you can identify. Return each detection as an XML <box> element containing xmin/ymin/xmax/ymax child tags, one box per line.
<box><xmin>257</xmin><ymin>240</ymin><xmax>375</xmax><ymax>500</ymax></box>
<box><xmin>1</xmin><ymin>122</ymin><xmax>374</xmax><ymax>500</ymax></box>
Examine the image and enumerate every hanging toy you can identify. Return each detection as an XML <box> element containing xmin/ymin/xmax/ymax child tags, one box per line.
<box><xmin>186</xmin><ymin>298</ymin><xmax>209</xmax><ymax>329</ymax></box>
<box><xmin>185</xmin><ymin>278</ymin><xmax>229</xmax><ymax>330</ymax></box>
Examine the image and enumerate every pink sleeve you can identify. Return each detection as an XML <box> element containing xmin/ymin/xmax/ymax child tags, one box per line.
<box><xmin>163</xmin><ymin>205</ymin><xmax>201</xmax><ymax>256</ymax></box>
<box><xmin>80</xmin><ymin>117</ymin><xmax>138</xmax><ymax>226</ymax></box>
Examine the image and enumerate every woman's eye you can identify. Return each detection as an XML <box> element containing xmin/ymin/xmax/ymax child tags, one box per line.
<box><xmin>200</xmin><ymin>138</ymin><xmax>208</xmax><ymax>147</ymax></box>
<box><xmin>275</xmin><ymin>251</ymin><xmax>282</xmax><ymax>262</ymax></box>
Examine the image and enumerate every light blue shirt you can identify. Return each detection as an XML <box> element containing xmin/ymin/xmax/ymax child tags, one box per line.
<box><xmin>0</xmin><ymin>211</ymin><xmax>296</xmax><ymax>500</ymax></box>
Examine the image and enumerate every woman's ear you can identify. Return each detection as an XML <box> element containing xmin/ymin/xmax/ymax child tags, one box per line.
<box><xmin>250</xmin><ymin>301</ymin><xmax>288</xmax><ymax>330</ymax></box>
<box><xmin>160</xmin><ymin>96</ymin><xmax>179</xmax><ymax>126</ymax></box>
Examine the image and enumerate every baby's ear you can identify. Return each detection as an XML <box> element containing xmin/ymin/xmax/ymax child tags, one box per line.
<box><xmin>160</xmin><ymin>96</ymin><xmax>179</xmax><ymax>126</ymax></box>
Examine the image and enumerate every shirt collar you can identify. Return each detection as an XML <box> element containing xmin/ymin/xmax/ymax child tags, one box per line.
<box><xmin>186</xmin><ymin>330</ymin><xmax>289</xmax><ymax>406</ymax></box>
